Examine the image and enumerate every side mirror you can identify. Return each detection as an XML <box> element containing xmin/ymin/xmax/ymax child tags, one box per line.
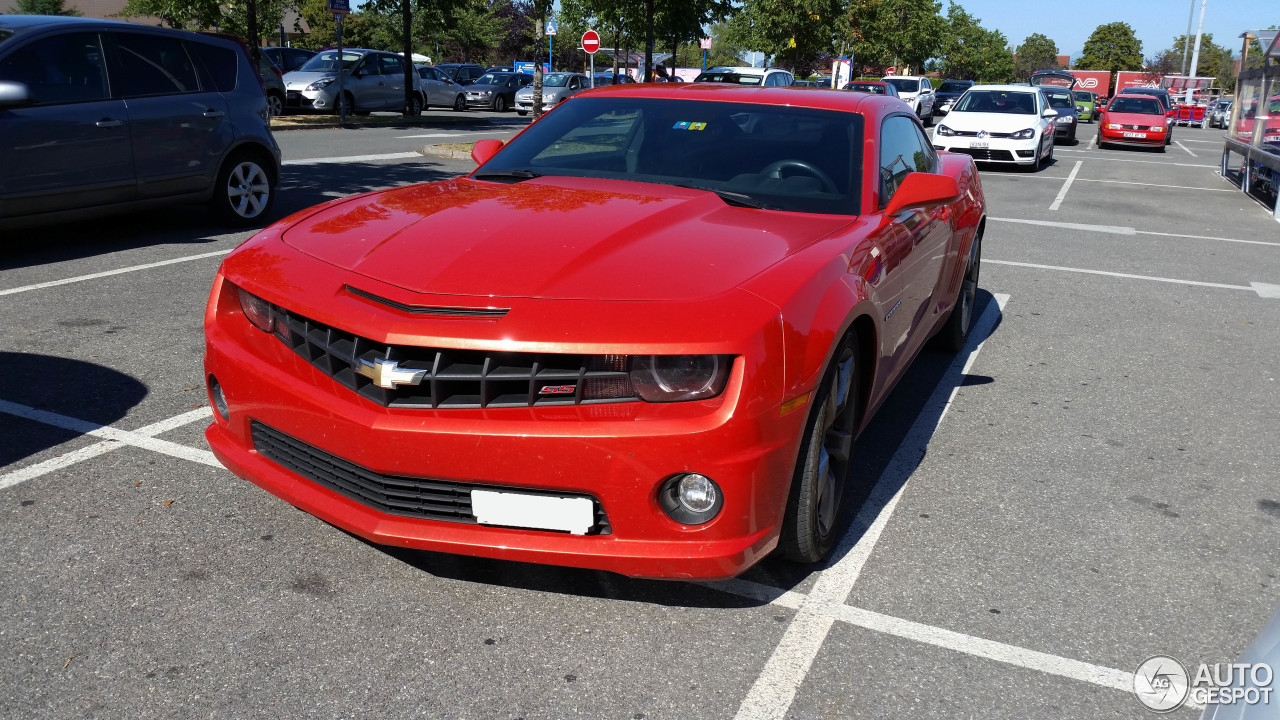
<box><xmin>471</xmin><ymin>138</ymin><xmax>504</xmax><ymax>166</ymax></box>
<box><xmin>1042</xmin><ymin>108</ymin><xmax>1058</xmax><ymax>118</ymax></box>
<box><xmin>0</xmin><ymin>80</ymin><xmax>32</xmax><ymax>109</ymax></box>
<box><xmin>883</xmin><ymin>172</ymin><xmax>960</xmax><ymax>217</ymax></box>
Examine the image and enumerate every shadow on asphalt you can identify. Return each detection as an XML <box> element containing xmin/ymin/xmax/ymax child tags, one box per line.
<box><xmin>0</xmin><ymin>159</ymin><xmax>469</xmax><ymax>272</ymax></box>
<box><xmin>375</xmin><ymin>291</ymin><xmax>1006</xmax><ymax>607</ymax></box>
<box><xmin>0</xmin><ymin>352</ymin><xmax>147</xmax><ymax>466</ymax></box>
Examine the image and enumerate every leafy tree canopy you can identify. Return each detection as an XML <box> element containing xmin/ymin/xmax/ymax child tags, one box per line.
<box><xmin>1075</xmin><ymin>21</ymin><xmax>1143</xmax><ymax>72</ymax></box>
<box><xmin>1013</xmin><ymin>32</ymin><xmax>1059</xmax><ymax>80</ymax></box>
<box><xmin>15</xmin><ymin>0</ymin><xmax>80</xmax><ymax>16</ymax></box>
<box><xmin>936</xmin><ymin>2</ymin><xmax>1011</xmax><ymax>83</ymax></box>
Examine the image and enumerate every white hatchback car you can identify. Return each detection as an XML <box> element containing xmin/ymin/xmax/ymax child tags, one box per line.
<box><xmin>931</xmin><ymin>84</ymin><xmax>1058</xmax><ymax>170</ymax></box>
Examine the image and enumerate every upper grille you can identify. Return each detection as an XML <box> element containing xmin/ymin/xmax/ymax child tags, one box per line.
<box><xmin>251</xmin><ymin>420</ymin><xmax>611</xmax><ymax>534</ymax></box>
<box><xmin>951</xmin><ymin>130</ymin><xmax>1015</xmax><ymax>138</ymax></box>
<box><xmin>267</xmin><ymin>305</ymin><xmax>638</xmax><ymax>409</ymax></box>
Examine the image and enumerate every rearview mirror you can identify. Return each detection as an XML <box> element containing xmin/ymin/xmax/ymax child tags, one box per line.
<box><xmin>883</xmin><ymin>172</ymin><xmax>961</xmax><ymax>217</ymax></box>
<box><xmin>471</xmin><ymin>138</ymin><xmax>504</xmax><ymax>166</ymax></box>
<box><xmin>0</xmin><ymin>80</ymin><xmax>33</xmax><ymax>109</ymax></box>
<box><xmin>1042</xmin><ymin>108</ymin><xmax>1058</xmax><ymax>118</ymax></box>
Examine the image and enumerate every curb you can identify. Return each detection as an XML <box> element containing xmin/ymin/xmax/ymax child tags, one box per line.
<box><xmin>270</xmin><ymin>113</ymin><xmax>496</xmax><ymax>132</ymax></box>
<box><xmin>419</xmin><ymin>144</ymin><xmax>478</xmax><ymax>162</ymax></box>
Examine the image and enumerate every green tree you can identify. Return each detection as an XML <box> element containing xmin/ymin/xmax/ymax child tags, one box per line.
<box><xmin>1013</xmin><ymin>32</ymin><xmax>1059</xmax><ymax>80</ymax></box>
<box><xmin>1075</xmin><ymin>21</ymin><xmax>1143</xmax><ymax>73</ymax></box>
<box><xmin>729</xmin><ymin>0</ymin><xmax>838</xmax><ymax>76</ymax></box>
<box><xmin>846</xmin><ymin>0</ymin><xmax>944</xmax><ymax>75</ymax></box>
<box><xmin>1166</xmin><ymin>33</ymin><xmax>1231</xmax><ymax>77</ymax></box>
<box><xmin>15</xmin><ymin>0</ymin><xmax>80</xmax><ymax>16</ymax></box>
<box><xmin>936</xmin><ymin>3</ymin><xmax>1012</xmax><ymax>82</ymax></box>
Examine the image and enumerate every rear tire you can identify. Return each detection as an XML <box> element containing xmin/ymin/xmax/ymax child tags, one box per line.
<box><xmin>266</xmin><ymin>91</ymin><xmax>284</xmax><ymax>117</ymax></box>
<box><xmin>779</xmin><ymin>335</ymin><xmax>862</xmax><ymax>564</ymax></box>
<box><xmin>934</xmin><ymin>232</ymin><xmax>981</xmax><ymax>352</ymax></box>
<box><xmin>210</xmin><ymin>151</ymin><xmax>274</xmax><ymax>227</ymax></box>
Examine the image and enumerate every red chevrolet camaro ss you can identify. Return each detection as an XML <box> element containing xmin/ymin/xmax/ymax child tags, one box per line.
<box><xmin>204</xmin><ymin>84</ymin><xmax>986</xmax><ymax>579</ymax></box>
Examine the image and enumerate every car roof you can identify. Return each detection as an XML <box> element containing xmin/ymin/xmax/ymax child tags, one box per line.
<box><xmin>575</xmin><ymin>83</ymin><xmax>895</xmax><ymax>115</ymax></box>
<box><xmin>702</xmin><ymin>67</ymin><xmax>785</xmax><ymax>74</ymax></box>
<box><xmin>967</xmin><ymin>84</ymin><xmax>1041</xmax><ymax>93</ymax></box>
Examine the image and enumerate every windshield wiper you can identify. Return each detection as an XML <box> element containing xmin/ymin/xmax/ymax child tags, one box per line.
<box><xmin>674</xmin><ymin>183</ymin><xmax>769</xmax><ymax>209</ymax></box>
<box><xmin>472</xmin><ymin>169</ymin><xmax>541</xmax><ymax>182</ymax></box>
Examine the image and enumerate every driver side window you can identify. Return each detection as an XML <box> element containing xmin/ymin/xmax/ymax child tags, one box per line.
<box><xmin>879</xmin><ymin>115</ymin><xmax>933</xmax><ymax>208</ymax></box>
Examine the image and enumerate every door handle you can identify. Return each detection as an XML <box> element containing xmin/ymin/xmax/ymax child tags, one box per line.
<box><xmin>95</xmin><ymin>119</ymin><xmax>123</xmax><ymax>127</ymax></box>
<box><xmin>202</xmin><ymin>110</ymin><xmax>225</xmax><ymax>118</ymax></box>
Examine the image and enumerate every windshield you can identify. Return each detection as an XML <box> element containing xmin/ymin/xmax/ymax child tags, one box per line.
<box><xmin>298</xmin><ymin>50</ymin><xmax>363</xmax><ymax>73</ymax></box>
<box><xmin>475</xmin><ymin>97</ymin><xmax>863</xmax><ymax>215</ymax></box>
<box><xmin>1073</xmin><ymin>91</ymin><xmax>1092</xmax><ymax>102</ymax></box>
<box><xmin>846</xmin><ymin>83</ymin><xmax>886</xmax><ymax>94</ymax></box>
<box><xmin>1108</xmin><ymin>97</ymin><xmax>1163</xmax><ymax>114</ymax></box>
<box><xmin>884</xmin><ymin>78</ymin><xmax>919</xmax><ymax>93</ymax></box>
<box><xmin>543</xmin><ymin>73</ymin><xmax>572</xmax><ymax>87</ymax></box>
<box><xmin>475</xmin><ymin>73</ymin><xmax>511</xmax><ymax>85</ymax></box>
<box><xmin>953</xmin><ymin>90</ymin><xmax>1036</xmax><ymax>114</ymax></box>
<box><xmin>1044</xmin><ymin>91</ymin><xmax>1074</xmax><ymax>109</ymax></box>
<box><xmin>939</xmin><ymin>82</ymin><xmax>970</xmax><ymax>93</ymax></box>
<box><xmin>695</xmin><ymin>71</ymin><xmax>764</xmax><ymax>85</ymax></box>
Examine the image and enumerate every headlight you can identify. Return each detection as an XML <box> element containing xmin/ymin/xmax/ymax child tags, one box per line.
<box><xmin>1076</xmin><ymin>105</ymin><xmax>1084</xmax><ymax>112</ymax></box>
<box><xmin>305</xmin><ymin>77</ymin><xmax>335</xmax><ymax>91</ymax></box>
<box><xmin>935</xmin><ymin>124</ymin><xmax>955</xmax><ymax>136</ymax></box>
<box><xmin>543</xmin><ymin>94</ymin><xmax>555</xmax><ymax>101</ymax></box>
<box><xmin>1010</xmin><ymin>128</ymin><xmax>1035</xmax><ymax>139</ymax></box>
<box><xmin>630</xmin><ymin>355</ymin><xmax>732</xmax><ymax>402</ymax></box>
<box><xmin>1149</xmin><ymin>125</ymin><xmax>1165</xmax><ymax>131</ymax></box>
<box><xmin>236</xmin><ymin>286</ymin><xmax>275</xmax><ymax>333</ymax></box>
<box><xmin>481</xmin><ymin>90</ymin><xmax>492</xmax><ymax>97</ymax></box>
<box><xmin>1107</xmin><ymin>123</ymin><xmax>1122</xmax><ymax>129</ymax></box>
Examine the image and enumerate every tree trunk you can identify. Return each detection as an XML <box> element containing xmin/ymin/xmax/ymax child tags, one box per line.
<box><xmin>643</xmin><ymin>0</ymin><xmax>654</xmax><ymax>81</ymax></box>
<box><xmin>246</xmin><ymin>0</ymin><xmax>259</xmax><ymax>65</ymax></box>
<box><xmin>401</xmin><ymin>0</ymin><xmax>414</xmax><ymax>116</ymax></box>
<box><xmin>534</xmin><ymin>19</ymin><xmax>544</xmax><ymax>117</ymax></box>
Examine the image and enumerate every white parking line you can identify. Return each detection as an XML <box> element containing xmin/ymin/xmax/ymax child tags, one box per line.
<box><xmin>734</xmin><ymin>294</ymin><xmax>1009</xmax><ymax>720</ymax></box>
<box><xmin>989</xmin><ymin>217</ymin><xmax>1280</xmax><ymax>247</ymax></box>
<box><xmin>986</xmin><ymin>259</ymin><xmax>1279</xmax><ymax>296</ymax></box>
<box><xmin>1053</xmin><ymin>150</ymin><xmax>1215</xmax><ymax>168</ymax></box>
<box><xmin>1175</xmin><ymin>141</ymin><xmax>1198</xmax><ymax>157</ymax></box>
<box><xmin>1049</xmin><ymin>161</ymin><xmax>1082</xmax><ymax>211</ymax></box>
<box><xmin>0</xmin><ymin>408</ymin><xmax>212</xmax><ymax>491</ymax></box>
<box><xmin>0</xmin><ymin>249</ymin><xmax>231</xmax><ymax>297</ymax></box>
<box><xmin>282</xmin><ymin>152</ymin><xmax>424</xmax><ymax>165</ymax></box>
<box><xmin>982</xmin><ymin>174</ymin><xmax>1235</xmax><ymax>192</ymax></box>
<box><xmin>0</xmin><ymin>400</ymin><xmax>218</xmax><ymax>471</ymax></box>
<box><xmin>393</xmin><ymin>132</ymin><xmax>466</xmax><ymax>139</ymax></box>
<box><xmin>1088</xmin><ymin>133</ymin><xmax>1097</xmax><ymax>149</ymax></box>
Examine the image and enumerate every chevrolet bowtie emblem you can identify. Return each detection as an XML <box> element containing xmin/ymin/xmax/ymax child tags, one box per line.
<box><xmin>356</xmin><ymin>358</ymin><xmax>427</xmax><ymax>389</ymax></box>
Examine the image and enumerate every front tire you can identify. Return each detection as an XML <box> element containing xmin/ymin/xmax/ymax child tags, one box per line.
<box><xmin>934</xmin><ymin>232</ymin><xmax>981</xmax><ymax>352</ymax></box>
<box><xmin>211</xmin><ymin>151</ymin><xmax>274</xmax><ymax>226</ymax></box>
<box><xmin>779</xmin><ymin>335</ymin><xmax>861</xmax><ymax>563</ymax></box>
<box><xmin>517</xmin><ymin>110</ymin><xmax>528</xmax><ymax>116</ymax></box>
<box><xmin>453</xmin><ymin>94</ymin><xmax>466</xmax><ymax>112</ymax></box>
<box><xmin>493</xmin><ymin>95</ymin><xmax>506</xmax><ymax>113</ymax></box>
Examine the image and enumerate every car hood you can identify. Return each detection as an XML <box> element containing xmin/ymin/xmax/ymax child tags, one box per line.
<box><xmin>1103</xmin><ymin>111</ymin><xmax>1166</xmax><ymax>126</ymax></box>
<box><xmin>280</xmin><ymin>176</ymin><xmax>853</xmax><ymax>301</ymax></box>
<box><xmin>466</xmin><ymin>82</ymin><xmax>503</xmax><ymax>91</ymax></box>
<box><xmin>940</xmin><ymin>111</ymin><xmax>1044</xmax><ymax>132</ymax></box>
<box><xmin>283</xmin><ymin>70</ymin><xmax>336</xmax><ymax>90</ymax></box>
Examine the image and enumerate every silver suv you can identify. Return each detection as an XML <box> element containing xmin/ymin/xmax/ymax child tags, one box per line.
<box><xmin>0</xmin><ymin>16</ymin><xmax>282</xmax><ymax>229</ymax></box>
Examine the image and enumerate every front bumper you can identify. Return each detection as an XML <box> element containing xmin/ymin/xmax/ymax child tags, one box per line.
<box><xmin>286</xmin><ymin>87</ymin><xmax>337</xmax><ymax>111</ymax></box>
<box><xmin>203</xmin><ymin>259</ymin><xmax>800</xmax><ymax>580</ymax></box>
<box><xmin>932</xmin><ymin>135</ymin><xmax>1041</xmax><ymax>165</ymax></box>
<box><xmin>1053</xmin><ymin>120</ymin><xmax>1075</xmax><ymax>138</ymax></box>
<box><xmin>464</xmin><ymin>93</ymin><xmax>498</xmax><ymax>109</ymax></box>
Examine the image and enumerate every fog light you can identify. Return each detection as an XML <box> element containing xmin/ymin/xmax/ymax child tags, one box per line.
<box><xmin>658</xmin><ymin>473</ymin><xmax>723</xmax><ymax>525</ymax></box>
<box><xmin>209</xmin><ymin>375</ymin><xmax>229</xmax><ymax>421</ymax></box>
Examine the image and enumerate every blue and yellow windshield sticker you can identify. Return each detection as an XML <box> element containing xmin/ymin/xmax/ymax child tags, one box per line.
<box><xmin>673</xmin><ymin>121</ymin><xmax>708</xmax><ymax>130</ymax></box>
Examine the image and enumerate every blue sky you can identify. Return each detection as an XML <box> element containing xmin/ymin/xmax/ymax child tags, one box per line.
<box><xmin>951</xmin><ymin>0</ymin><xmax>1271</xmax><ymax>60</ymax></box>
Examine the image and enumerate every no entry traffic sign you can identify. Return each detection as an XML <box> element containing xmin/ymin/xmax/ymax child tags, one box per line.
<box><xmin>582</xmin><ymin>30</ymin><xmax>600</xmax><ymax>54</ymax></box>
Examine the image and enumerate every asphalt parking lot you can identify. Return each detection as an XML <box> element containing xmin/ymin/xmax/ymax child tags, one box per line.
<box><xmin>2</xmin><ymin>116</ymin><xmax>1278</xmax><ymax>719</ymax></box>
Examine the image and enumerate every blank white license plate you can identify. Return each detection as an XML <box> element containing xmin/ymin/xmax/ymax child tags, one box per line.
<box><xmin>470</xmin><ymin>489</ymin><xmax>594</xmax><ymax>535</ymax></box>
<box><xmin>969</xmin><ymin>141</ymin><xmax>989</xmax><ymax>149</ymax></box>
<box><xmin>1123</xmin><ymin>132</ymin><xmax>1147</xmax><ymax>138</ymax></box>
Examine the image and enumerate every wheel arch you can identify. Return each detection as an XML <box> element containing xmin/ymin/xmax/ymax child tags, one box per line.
<box><xmin>219</xmin><ymin>140</ymin><xmax>280</xmax><ymax>186</ymax></box>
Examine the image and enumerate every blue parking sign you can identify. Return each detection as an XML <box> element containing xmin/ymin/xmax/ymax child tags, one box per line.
<box><xmin>545</xmin><ymin>19</ymin><xmax>557</xmax><ymax>36</ymax></box>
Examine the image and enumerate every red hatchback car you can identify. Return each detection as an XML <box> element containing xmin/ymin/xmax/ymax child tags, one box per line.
<box><xmin>204</xmin><ymin>85</ymin><xmax>987</xmax><ymax>579</ymax></box>
<box><xmin>1098</xmin><ymin>94</ymin><xmax>1172</xmax><ymax>150</ymax></box>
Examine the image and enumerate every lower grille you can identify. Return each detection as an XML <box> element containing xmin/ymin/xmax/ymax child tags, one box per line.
<box><xmin>950</xmin><ymin>148</ymin><xmax>1015</xmax><ymax>161</ymax></box>
<box><xmin>251</xmin><ymin>420</ymin><xmax>612</xmax><ymax>534</ymax></box>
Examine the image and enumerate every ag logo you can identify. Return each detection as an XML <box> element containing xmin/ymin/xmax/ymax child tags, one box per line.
<box><xmin>1133</xmin><ymin>656</ymin><xmax>1190</xmax><ymax>713</ymax></box>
